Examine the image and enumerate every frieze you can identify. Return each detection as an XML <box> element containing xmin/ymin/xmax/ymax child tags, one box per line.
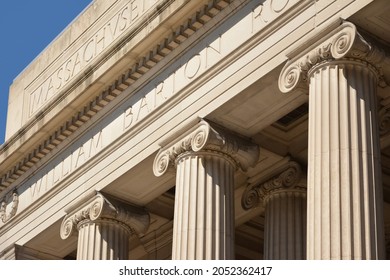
<box><xmin>1</xmin><ymin>0</ymin><xmax>302</xmax><ymax>225</ymax></box>
<box><xmin>123</xmin><ymin>37</ymin><xmax>223</xmax><ymax>131</ymax></box>
<box><xmin>252</xmin><ymin>0</ymin><xmax>290</xmax><ymax>30</ymax></box>
<box><xmin>29</xmin><ymin>130</ymin><xmax>103</xmax><ymax>201</ymax></box>
<box><xmin>28</xmin><ymin>0</ymin><xmax>158</xmax><ymax>118</ymax></box>
<box><xmin>0</xmin><ymin>0</ymin><xmax>234</xmax><ymax>193</ymax></box>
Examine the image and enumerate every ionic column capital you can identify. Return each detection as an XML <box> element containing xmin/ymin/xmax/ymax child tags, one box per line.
<box><xmin>242</xmin><ymin>161</ymin><xmax>305</xmax><ymax>210</ymax></box>
<box><xmin>279</xmin><ymin>21</ymin><xmax>388</xmax><ymax>93</ymax></box>
<box><xmin>153</xmin><ymin>120</ymin><xmax>259</xmax><ymax>177</ymax></box>
<box><xmin>60</xmin><ymin>192</ymin><xmax>150</xmax><ymax>240</ymax></box>
<box><xmin>379</xmin><ymin>105</ymin><xmax>390</xmax><ymax>136</ymax></box>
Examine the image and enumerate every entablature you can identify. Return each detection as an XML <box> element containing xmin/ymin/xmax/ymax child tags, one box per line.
<box><xmin>0</xmin><ymin>0</ymin><xmax>233</xmax><ymax>192</ymax></box>
<box><xmin>1</xmin><ymin>0</ymin><xmax>384</xmax><ymax>256</ymax></box>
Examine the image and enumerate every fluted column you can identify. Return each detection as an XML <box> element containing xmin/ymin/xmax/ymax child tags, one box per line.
<box><xmin>242</xmin><ymin>161</ymin><xmax>306</xmax><ymax>259</ymax></box>
<box><xmin>264</xmin><ymin>189</ymin><xmax>306</xmax><ymax>259</ymax></box>
<box><xmin>386</xmin><ymin>224</ymin><xmax>390</xmax><ymax>259</ymax></box>
<box><xmin>307</xmin><ymin>59</ymin><xmax>384</xmax><ymax>260</ymax></box>
<box><xmin>154</xmin><ymin>120</ymin><xmax>259</xmax><ymax>259</ymax></box>
<box><xmin>60</xmin><ymin>192</ymin><xmax>150</xmax><ymax>260</ymax></box>
<box><xmin>174</xmin><ymin>151</ymin><xmax>235</xmax><ymax>259</ymax></box>
<box><xmin>76</xmin><ymin>219</ymin><xmax>130</xmax><ymax>260</ymax></box>
<box><xmin>279</xmin><ymin>22</ymin><xmax>387</xmax><ymax>259</ymax></box>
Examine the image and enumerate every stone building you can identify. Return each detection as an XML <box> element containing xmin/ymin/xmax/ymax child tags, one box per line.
<box><xmin>0</xmin><ymin>0</ymin><xmax>389</xmax><ymax>260</ymax></box>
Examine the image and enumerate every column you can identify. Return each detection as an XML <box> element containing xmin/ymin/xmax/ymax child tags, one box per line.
<box><xmin>279</xmin><ymin>22</ymin><xmax>387</xmax><ymax>259</ymax></box>
<box><xmin>76</xmin><ymin>219</ymin><xmax>130</xmax><ymax>260</ymax></box>
<box><xmin>174</xmin><ymin>151</ymin><xmax>235</xmax><ymax>259</ymax></box>
<box><xmin>386</xmin><ymin>224</ymin><xmax>390</xmax><ymax>259</ymax></box>
<box><xmin>242</xmin><ymin>160</ymin><xmax>306</xmax><ymax>259</ymax></box>
<box><xmin>153</xmin><ymin>120</ymin><xmax>259</xmax><ymax>259</ymax></box>
<box><xmin>379</xmin><ymin>102</ymin><xmax>390</xmax><ymax>147</ymax></box>
<box><xmin>60</xmin><ymin>192</ymin><xmax>150</xmax><ymax>260</ymax></box>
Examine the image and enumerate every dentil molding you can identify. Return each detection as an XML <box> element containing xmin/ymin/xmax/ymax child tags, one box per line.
<box><xmin>241</xmin><ymin>161</ymin><xmax>305</xmax><ymax>210</ymax></box>
<box><xmin>0</xmin><ymin>0</ymin><xmax>235</xmax><ymax>192</ymax></box>
<box><xmin>60</xmin><ymin>192</ymin><xmax>149</xmax><ymax>240</ymax></box>
<box><xmin>153</xmin><ymin>120</ymin><xmax>259</xmax><ymax>177</ymax></box>
<box><xmin>279</xmin><ymin>21</ymin><xmax>388</xmax><ymax>94</ymax></box>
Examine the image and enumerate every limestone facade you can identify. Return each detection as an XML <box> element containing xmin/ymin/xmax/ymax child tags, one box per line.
<box><xmin>1</xmin><ymin>0</ymin><xmax>390</xmax><ymax>260</ymax></box>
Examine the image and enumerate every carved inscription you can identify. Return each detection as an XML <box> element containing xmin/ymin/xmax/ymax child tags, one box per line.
<box><xmin>2</xmin><ymin>0</ymin><xmax>299</xmax><ymax>224</ymax></box>
<box><xmin>29</xmin><ymin>131</ymin><xmax>103</xmax><ymax>200</ymax></box>
<box><xmin>29</xmin><ymin>0</ymin><xmax>156</xmax><ymax>117</ymax></box>
<box><xmin>123</xmin><ymin>36</ymin><xmax>223</xmax><ymax>130</ymax></box>
<box><xmin>252</xmin><ymin>0</ymin><xmax>290</xmax><ymax>31</ymax></box>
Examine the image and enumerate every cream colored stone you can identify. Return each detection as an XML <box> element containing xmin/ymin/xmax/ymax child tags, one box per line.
<box><xmin>279</xmin><ymin>21</ymin><xmax>387</xmax><ymax>259</ymax></box>
<box><xmin>307</xmin><ymin>59</ymin><xmax>385</xmax><ymax>259</ymax></box>
<box><xmin>60</xmin><ymin>192</ymin><xmax>149</xmax><ymax>260</ymax></box>
<box><xmin>154</xmin><ymin>120</ymin><xmax>258</xmax><ymax>259</ymax></box>
<box><xmin>173</xmin><ymin>151</ymin><xmax>235</xmax><ymax>259</ymax></box>
<box><xmin>242</xmin><ymin>161</ymin><xmax>307</xmax><ymax>259</ymax></box>
<box><xmin>1</xmin><ymin>0</ymin><xmax>389</xmax><ymax>261</ymax></box>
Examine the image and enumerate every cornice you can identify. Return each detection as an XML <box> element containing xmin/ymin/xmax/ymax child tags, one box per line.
<box><xmin>241</xmin><ymin>160</ymin><xmax>305</xmax><ymax>210</ymax></box>
<box><xmin>153</xmin><ymin>120</ymin><xmax>259</xmax><ymax>177</ymax></box>
<box><xmin>60</xmin><ymin>192</ymin><xmax>150</xmax><ymax>240</ymax></box>
<box><xmin>0</xmin><ymin>0</ymin><xmax>235</xmax><ymax>193</ymax></box>
<box><xmin>279</xmin><ymin>21</ymin><xmax>389</xmax><ymax>94</ymax></box>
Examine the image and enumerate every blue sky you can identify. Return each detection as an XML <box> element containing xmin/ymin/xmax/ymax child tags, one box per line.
<box><xmin>0</xmin><ymin>0</ymin><xmax>92</xmax><ymax>144</ymax></box>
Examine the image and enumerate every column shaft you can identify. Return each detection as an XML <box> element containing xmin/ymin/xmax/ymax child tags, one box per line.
<box><xmin>172</xmin><ymin>151</ymin><xmax>235</xmax><ymax>260</ymax></box>
<box><xmin>264</xmin><ymin>190</ymin><xmax>306</xmax><ymax>259</ymax></box>
<box><xmin>77</xmin><ymin>220</ymin><xmax>130</xmax><ymax>260</ymax></box>
<box><xmin>307</xmin><ymin>60</ymin><xmax>385</xmax><ymax>259</ymax></box>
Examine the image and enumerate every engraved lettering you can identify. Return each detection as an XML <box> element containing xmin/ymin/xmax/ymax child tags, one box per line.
<box><xmin>119</xmin><ymin>7</ymin><xmax>129</xmax><ymax>31</ymax></box>
<box><xmin>95</xmin><ymin>27</ymin><xmax>105</xmax><ymax>55</ymax></box>
<box><xmin>252</xmin><ymin>0</ymin><xmax>292</xmax><ymax>33</ymax></box>
<box><xmin>131</xmin><ymin>100</ymin><xmax>141</xmax><ymax>123</ymax></box>
<box><xmin>154</xmin><ymin>78</ymin><xmax>173</xmax><ymax>107</ymax></box>
<box><xmin>131</xmin><ymin>0</ymin><xmax>139</xmax><ymax>21</ymax></box>
<box><xmin>154</xmin><ymin>81</ymin><xmax>167</xmax><ymax>106</ymax></box>
<box><xmin>28</xmin><ymin>130</ymin><xmax>104</xmax><ymax>201</ymax></box>
<box><xmin>64</xmin><ymin>59</ymin><xmax>72</xmax><ymax>82</ymax></box>
<box><xmin>185</xmin><ymin>54</ymin><xmax>201</xmax><ymax>79</ymax></box>
<box><xmin>47</xmin><ymin>77</ymin><xmax>54</xmax><ymax>97</ymax></box>
<box><xmin>30</xmin><ymin>87</ymin><xmax>45</xmax><ymax>116</ymax></box>
<box><xmin>206</xmin><ymin>36</ymin><xmax>222</xmax><ymax>66</ymax></box>
<box><xmin>253</xmin><ymin>5</ymin><xmax>268</xmax><ymax>25</ymax></box>
<box><xmin>30</xmin><ymin>176</ymin><xmax>46</xmax><ymax>199</ymax></box>
<box><xmin>53</xmin><ymin>164</ymin><xmax>62</xmax><ymax>184</ymax></box>
<box><xmin>84</xmin><ymin>38</ymin><xmax>95</xmax><ymax>63</ymax></box>
<box><xmin>72</xmin><ymin>53</ymin><xmax>82</xmax><ymax>77</ymax></box>
<box><xmin>124</xmin><ymin>106</ymin><xmax>134</xmax><ymax>130</ymax></box>
<box><xmin>20</xmin><ymin>0</ymin><xmax>302</xmax><ymax>214</ymax></box>
<box><xmin>62</xmin><ymin>156</ymin><xmax>71</xmax><ymax>177</ymax></box>
<box><xmin>74</xmin><ymin>146</ymin><xmax>85</xmax><ymax>169</ymax></box>
<box><xmin>56</xmin><ymin>67</ymin><xmax>63</xmax><ymax>89</ymax></box>
<box><xmin>271</xmin><ymin>0</ymin><xmax>289</xmax><ymax>13</ymax></box>
<box><xmin>88</xmin><ymin>131</ymin><xmax>103</xmax><ymax>157</ymax></box>
<box><xmin>137</xmin><ymin>96</ymin><xmax>151</xmax><ymax>121</ymax></box>
<box><xmin>28</xmin><ymin>0</ymin><xmax>155</xmax><ymax>117</ymax></box>
<box><xmin>108</xmin><ymin>13</ymin><xmax>121</xmax><ymax>40</ymax></box>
